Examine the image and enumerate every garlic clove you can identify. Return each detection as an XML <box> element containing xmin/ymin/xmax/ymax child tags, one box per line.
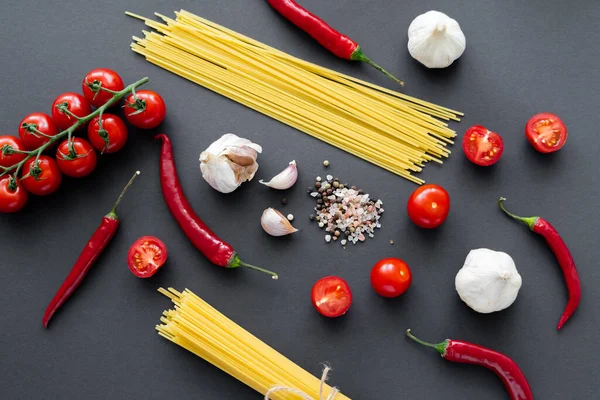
<box><xmin>259</xmin><ymin>160</ymin><xmax>298</xmax><ymax>190</ymax></box>
<box><xmin>261</xmin><ymin>207</ymin><xmax>298</xmax><ymax>236</ymax></box>
<box><xmin>407</xmin><ymin>10</ymin><xmax>466</xmax><ymax>69</ymax></box>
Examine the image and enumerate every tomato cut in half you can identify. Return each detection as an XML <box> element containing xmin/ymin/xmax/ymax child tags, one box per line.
<box><xmin>311</xmin><ymin>276</ymin><xmax>352</xmax><ymax>318</ymax></box>
<box><xmin>462</xmin><ymin>125</ymin><xmax>504</xmax><ymax>166</ymax></box>
<box><xmin>526</xmin><ymin>112</ymin><xmax>567</xmax><ymax>153</ymax></box>
<box><xmin>127</xmin><ymin>236</ymin><xmax>168</xmax><ymax>278</ymax></box>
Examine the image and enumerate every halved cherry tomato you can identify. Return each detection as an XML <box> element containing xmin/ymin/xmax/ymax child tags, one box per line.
<box><xmin>56</xmin><ymin>138</ymin><xmax>97</xmax><ymax>178</ymax></box>
<box><xmin>82</xmin><ymin>68</ymin><xmax>125</xmax><ymax>108</ymax></box>
<box><xmin>51</xmin><ymin>92</ymin><xmax>92</xmax><ymax>130</ymax></box>
<box><xmin>526</xmin><ymin>112</ymin><xmax>567</xmax><ymax>153</ymax></box>
<box><xmin>0</xmin><ymin>176</ymin><xmax>28</xmax><ymax>213</ymax></box>
<box><xmin>88</xmin><ymin>114</ymin><xmax>128</xmax><ymax>153</ymax></box>
<box><xmin>407</xmin><ymin>184</ymin><xmax>450</xmax><ymax>229</ymax></box>
<box><xmin>127</xmin><ymin>236</ymin><xmax>168</xmax><ymax>278</ymax></box>
<box><xmin>124</xmin><ymin>90</ymin><xmax>166</xmax><ymax>129</ymax></box>
<box><xmin>0</xmin><ymin>136</ymin><xmax>27</xmax><ymax>168</ymax></box>
<box><xmin>18</xmin><ymin>113</ymin><xmax>59</xmax><ymax>150</ymax></box>
<box><xmin>21</xmin><ymin>156</ymin><xmax>62</xmax><ymax>196</ymax></box>
<box><xmin>370</xmin><ymin>258</ymin><xmax>412</xmax><ymax>298</ymax></box>
<box><xmin>462</xmin><ymin>125</ymin><xmax>504</xmax><ymax>166</ymax></box>
<box><xmin>311</xmin><ymin>276</ymin><xmax>352</xmax><ymax>318</ymax></box>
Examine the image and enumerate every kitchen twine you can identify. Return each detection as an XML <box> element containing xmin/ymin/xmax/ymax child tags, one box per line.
<box><xmin>264</xmin><ymin>365</ymin><xmax>340</xmax><ymax>400</ymax></box>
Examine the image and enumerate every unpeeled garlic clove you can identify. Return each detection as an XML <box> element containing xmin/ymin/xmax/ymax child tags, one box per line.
<box><xmin>261</xmin><ymin>208</ymin><xmax>298</xmax><ymax>236</ymax></box>
<box><xmin>259</xmin><ymin>160</ymin><xmax>298</xmax><ymax>190</ymax></box>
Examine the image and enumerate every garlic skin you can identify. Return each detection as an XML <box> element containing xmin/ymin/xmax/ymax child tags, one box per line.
<box><xmin>261</xmin><ymin>208</ymin><xmax>298</xmax><ymax>236</ymax></box>
<box><xmin>199</xmin><ymin>133</ymin><xmax>262</xmax><ymax>193</ymax></box>
<box><xmin>455</xmin><ymin>248</ymin><xmax>522</xmax><ymax>314</ymax></box>
<box><xmin>260</xmin><ymin>160</ymin><xmax>298</xmax><ymax>190</ymax></box>
<box><xmin>407</xmin><ymin>10</ymin><xmax>466</xmax><ymax>69</ymax></box>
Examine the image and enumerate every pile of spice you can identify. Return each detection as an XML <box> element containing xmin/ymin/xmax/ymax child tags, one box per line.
<box><xmin>308</xmin><ymin>175</ymin><xmax>383</xmax><ymax>245</ymax></box>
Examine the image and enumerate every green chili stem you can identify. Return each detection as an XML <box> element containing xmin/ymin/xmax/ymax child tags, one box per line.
<box><xmin>498</xmin><ymin>197</ymin><xmax>538</xmax><ymax>230</ymax></box>
<box><xmin>107</xmin><ymin>171</ymin><xmax>141</xmax><ymax>217</ymax></box>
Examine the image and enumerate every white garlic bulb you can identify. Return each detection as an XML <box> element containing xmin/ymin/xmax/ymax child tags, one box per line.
<box><xmin>199</xmin><ymin>133</ymin><xmax>262</xmax><ymax>193</ymax></box>
<box><xmin>259</xmin><ymin>160</ymin><xmax>298</xmax><ymax>190</ymax></box>
<box><xmin>407</xmin><ymin>10</ymin><xmax>466</xmax><ymax>68</ymax></box>
<box><xmin>455</xmin><ymin>248</ymin><xmax>522</xmax><ymax>314</ymax></box>
<box><xmin>261</xmin><ymin>208</ymin><xmax>298</xmax><ymax>236</ymax></box>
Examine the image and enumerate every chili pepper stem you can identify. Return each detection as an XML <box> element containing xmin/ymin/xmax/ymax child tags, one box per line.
<box><xmin>229</xmin><ymin>254</ymin><xmax>278</xmax><ymax>280</ymax></box>
<box><xmin>406</xmin><ymin>329</ymin><xmax>448</xmax><ymax>355</ymax></box>
<box><xmin>351</xmin><ymin>47</ymin><xmax>404</xmax><ymax>86</ymax></box>
<box><xmin>106</xmin><ymin>171</ymin><xmax>141</xmax><ymax>219</ymax></box>
<box><xmin>498</xmin><ymin>197</ymin><xmax>538</xmax><ymax>230</ymax></box>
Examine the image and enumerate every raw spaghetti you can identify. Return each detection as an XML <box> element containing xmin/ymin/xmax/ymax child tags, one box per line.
<box><xmin>127</xmin><ymin>10</ymin><xmax>463</xmax><ymax>184</ymax></box>
<box><xmin>156</xmin><ymin>287</ymin><xmax>349</xmax><ymax>400</ymax></box>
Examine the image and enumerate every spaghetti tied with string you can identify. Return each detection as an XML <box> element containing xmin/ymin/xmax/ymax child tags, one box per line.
<box><xmin>127</xmin><ymin>10</ymin><xmax>463</xmax><ymax>184</ymax></box>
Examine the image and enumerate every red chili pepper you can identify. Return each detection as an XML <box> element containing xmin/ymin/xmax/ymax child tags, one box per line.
<box><xmin>406</xmin><ymin>329</ymin><xmax>533</xmax><ymax>399</ymax></box>
<box><xmin>499</xmin><ymin>198</ymin><xmax>581</xmax><ymax>330</ymax></box>
<box><xmin>266</xmin><ymin>0</ymin><xmax>403</xmax><ymax>85</ymax></box>
<box><xmin>155</xmin><ymin>134</ymin><xmax>278</xmax><ymax>279</ymax></box>
<box><xmin>42</xmin><ymin>171</ymin><xmax>140</xmax><ymax>328</ymax></box>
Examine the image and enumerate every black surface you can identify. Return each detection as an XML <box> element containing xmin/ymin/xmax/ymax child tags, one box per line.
<box><xmin>1</xmin><ymin>0</ymin><xmax>599</xmax><ymax>399</ymax></box>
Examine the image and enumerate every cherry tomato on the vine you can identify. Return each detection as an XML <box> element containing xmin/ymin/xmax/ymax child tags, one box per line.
<box><xmin>18</xmin><ymin>113</ymin><xmax>59</xmax><ymax>150</ymax></box>
<box><xmin>127</xmin><ymin>236</ymin><xmax>168</xmax><ymax>278</ymax></box>
<box><xmin>56</xmin><ymin>138</ymin><xmax>97</xmax><ymax>178</ymax></box>
<box><xmin>407</xmin><ymin>184</ymin><xmax>450</xmax><ymax>229</ymax></box>
<box><xmin>51</xmin><ymin>92</ymin><xmax>92</xmax><ymax>130</ymax></box>
<box><xmin>0</xmin><ymin>176</ymin><xmax>28</xmax><ymax>213</ymax></box>
<box><xmin>88</xmin><ymin>114</ymin><xmax>128</xmax><ymax>153</ymax></box>
<box><xmin>21</xmin><ymin>156</ymin><xmax>62</xmax><ymax>196</ymax></box>
<box><xmin>370</xmin><ymin>258</ymin><xmax>412</xmax><ymax>298</ymax></box>
<box><xmin>526</xmin><ymin>112</ymin><xmax>567</xmax><ymax>153</ymax></box>
<box><xmin>462</xmin><ymin>125</ymin><xmax>504</xmax><ymax>166</ymax></box>
<box><xmin>311</xmin><ymin>276</ymin><xmax>353</xmax><ymax>318</ymax></box>
<box><xmin>82</xmin><ymin>68</ymin><xmax>125</xmax><ymax>108</ymax></box>
<box><xmin>124</xmin><ymin>90</ymin><xmax>166</xmax><ymax>129</ymax></box>
<box><xmin>0</xmin><ymin>136</ymin><xmax>27</xmax><ymax>168</ymax></box>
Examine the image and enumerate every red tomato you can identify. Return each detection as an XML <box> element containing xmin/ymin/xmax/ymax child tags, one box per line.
<box><xmin>82</xmin><ymin>68</ymin><xmax>125</xmax><ymax>108</ymax></box>
<box><xmin>127</xmin><ymin>236</ymin><xmax>168</xmax><ymax>278</ymax></box>
<box><xmin>0</xmin><ymin>136</ymin><xmax>27</xmax><ymax>168</ymax></box>
<box><xmin>51</xmin><ymin>92</ymin><xmax>92</xmax><ymax>130</ymax></box>
<box><xmin>87</xmin><ymin>114</ymin><xmax>128</xmax><ymax>153</ymax></box>
<box><xmin>18</xmin><ymin>113</ymin><xmax>59</xmax><ymax>150</ymax></box>
<box><xmin>124</xmin><ymin>90</ymin><xmax>166</xmax><ymax>129</ymax></box>
<box><xmin>311</xmin><ymin>276</ymin><xmax>352</xmax><ymax>318</ymax></box>
<box><xmin>0</xmin><ymin>176</ymin><xmax>28</xmax><ymax>213</ymax></box>
<box><xmin>407</xmin><ymin>184</ymin><xmax>450</xmax><ymax>229</ymax></box>
<box><xmin>526</xmin><ymin>112</ymin><xmax>567</xmax><ymax>153</ymax></box>
<box><xmin>370</xmin><ymin>258</ymin><xmax>412</xmax><ymax>298</ymax></box>
<box><xmin>21</xmin><ymin>156</ymin><xmax>62</xmax><ymax>195</ymax></box>
<box><xmin>462</xmin><ymin>125</ymin><xmax>504</xmax><ymax>166</ymax></box>
<box><xmin>56</xmin><ymin>138</ymin><xmax>97</xmax><ymax>178</ymax></box>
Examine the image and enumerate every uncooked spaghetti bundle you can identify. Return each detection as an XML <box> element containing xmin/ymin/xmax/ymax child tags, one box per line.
<box><xmin>127</xmin><ymin>10</ymin><xmax>462</xmax><ymax>184</ymax></box>
<box><xmin>157</xmin><ymin>288</ymin><xmax>349</xmax><ymax>400</ymax></box>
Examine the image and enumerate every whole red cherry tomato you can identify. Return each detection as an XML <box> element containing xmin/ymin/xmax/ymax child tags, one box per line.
<box><xmin>21</xmin><ymin>156</ymin><xmax>62</xmax><ymax>195</ymax></box>
<box><xmin>51</xmin><ymin>92</ymin><xmax>92</xmax><ymax>130</ymax></box>
<box><xmin>370</xmin><ymin>258</ymin><xmax>412</xmax><ymax>298</ymax></box>
<box><xmin>87</xmin><ymin>114</ymin><xmax>128</xmax><ymax>153</ymax></box>
<box><xmin>82</xmin><ymin>68</ymin><xmax>125</xmax><ymax>108</ymax></box>
<box><xmin>18</xmin><ymin>113</ymin><xmax>59</xmax><ymax>150</ymax></box>
<box><xmin>526</xmin><ymin>112</ymin><xmax>567</xmax><ymax>153</ymax></box>
<box><xmin>407</xmin><ymin>184</ymin><xmax>450</xmax><ymax>229</ymax></box>
<box><xmin>124</xmin><ymin>90</ymin><xmax>166</xmax><ymax>129</ymax></box>
<box><xmin>0</xmin><ymin>176</ymin><xmax>28</xmax><ymax>213</ymax></box>
<box><xmin>56</xmin><ymin>138</ymin><xmax>97</xmax><ymax>178</ymax></box>
<box><xmin>0</xmin><ymin>136</ymin><xmax>27</xmax><ymax>168</ymax></box>
<box><xmin>462</xmin><ymin>125</ymin><xmax>504</xmax><ymax>166</ymax></box>
<box><xmin>311</xmin><ymin>276</ymin><xmax>352</xmax><ymax>318</ymax></box>
<box><xmin>127</xmin><ymin>236</ymin><xmax>168</xmax><ymax>278</ymax></box>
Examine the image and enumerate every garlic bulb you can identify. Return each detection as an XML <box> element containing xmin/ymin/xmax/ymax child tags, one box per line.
<box><xmin>260</xmin><ymin>160</ymin><xmax>298</xmax><ymax>190</ymax></box>
<box><xmin>261</xmin><ymin>208</ymin><xmax>298</xmax><ymax>236</ymax></box>
<box><xmin>407</xmin><ymin>10</ymin><xmax>466</xmax><ymax>69</ymax></box>
<box><xmin>199</xmin><ymin>133</ymin><xmax>262</xmax><ymax>193</ymax></box>
<box><xmin>455</xmin><ymin>248</ymin><xmax>522</xmax><ymax>314</ymax></box>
